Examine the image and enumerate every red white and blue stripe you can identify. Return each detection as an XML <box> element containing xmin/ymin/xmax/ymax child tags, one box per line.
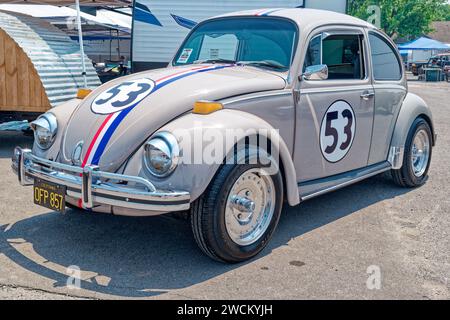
<box><xmin>81</xmin><ymin>64</ymin><xmax>235</xmax><ymax>168</ymax></box>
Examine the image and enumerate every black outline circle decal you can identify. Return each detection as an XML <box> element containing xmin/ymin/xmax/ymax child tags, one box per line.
<box><xmin>91</xmin><ymin>78</ymin><xmax>155</xmax><ymax>114</ymax></box>
<box><xmin>320</xmin><ymin>100</ymin><xmax>356</xmax><ymax>163</ymax></box>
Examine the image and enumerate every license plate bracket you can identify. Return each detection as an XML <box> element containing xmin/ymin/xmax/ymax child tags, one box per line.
<box><xmin>33</xmin><ymin>178</ymin><xmax>66</xmax><ymax>213</ymax></box>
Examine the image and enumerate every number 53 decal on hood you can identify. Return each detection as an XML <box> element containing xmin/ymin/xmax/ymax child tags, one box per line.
<box><xmin>91</xmin><ymin>78</ymin><xmax>155</xmax><ymax>115</ymax></box>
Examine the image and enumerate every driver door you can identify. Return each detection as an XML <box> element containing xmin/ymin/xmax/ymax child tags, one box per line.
<box><xmin>293</xmin><ymin>27</ymin><xmax>375</xmax><ymax>183</ymax></box>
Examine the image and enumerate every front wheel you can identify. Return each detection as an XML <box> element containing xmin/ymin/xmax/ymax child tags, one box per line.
<box><xmin>191</xmin><ymin>160</ymin><xmax>283</xmax><ymax>263</ymax></box>
<box><xmin>392</xmin><ymin>117</ymin><xmax>433</xmax><ymax>187</ymax></box>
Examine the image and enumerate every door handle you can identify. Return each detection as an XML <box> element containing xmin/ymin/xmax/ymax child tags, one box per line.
<box><xmin>361</xmin><ymin>91</ymin><xmax>375</xmax><ymax>100</ymax></box>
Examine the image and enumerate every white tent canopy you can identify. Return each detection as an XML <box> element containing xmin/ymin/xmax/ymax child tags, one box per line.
<box><xmin>0</xmin><ymin>4</ymin><xmax>131</xmax><ymax>32</ymax></box>
<box><xmin>0</xmin><ymin>0</ymin><xmax>130</xmax><ymax>5</ymax></box>
<box><xmin>0</xmin><ymin>0</ymin><xmax>131</xmax><ymax>88</ymax></box>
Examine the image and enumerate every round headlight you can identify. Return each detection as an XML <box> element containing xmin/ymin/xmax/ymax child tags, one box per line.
<box><xmin>31</xmin><ymin>113</ymin><xmax>58</xmax><ymax>150</ymax></box>
<box><xmin>144</xmin><ymin>132</ymin><xmax>179</xmax><ymax>178</ymax></box>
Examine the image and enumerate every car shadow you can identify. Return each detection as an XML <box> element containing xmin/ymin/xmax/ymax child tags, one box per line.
<box><xmin>0</xmin><ymin>172</ymin><xmax>411</xmax><ymax>298</ymax></box>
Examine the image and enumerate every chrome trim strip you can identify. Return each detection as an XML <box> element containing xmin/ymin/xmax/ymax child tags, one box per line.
<box><xmin>300</xmin><ymin>85</ymin><xmax>374</xmax><ymax>95</ymax></box>
<box><xmin>299</xmin><ymin>162</ymin><xmax>392</xmax><ymax>201</ymax></box>
<box><xmin>12</xmin><ymin>148</ymin><xmax>190</xmax><ymax>212</ymax></box>
<box><xmin>223</xmin><ymin>91</ymin><xmax>292</xmax><ymax>105</ymax></box>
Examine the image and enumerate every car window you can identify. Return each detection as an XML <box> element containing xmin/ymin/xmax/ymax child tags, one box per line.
<box><xmin>198</xmin><ymin>34</ymin><xmax>239</xmax><ymax>61</ymax></box>
<box><xmin>304</xmin><ymin>33</ymin><xmax>365</xmax><ymax>80</ymax></box>
<box><xmin>369</xmin><ymin>33</ymin><xmax>402</xmax><ymax>81</ymax></box>
<box><xmin>303</xmin><ymin>34</ymin><xmax>322</xmax><ymax>71</ymax></box>
<box><xmin>173</xmin><ymin>17</ymin><xmax>298</xmax><ymax>71</ymax></box>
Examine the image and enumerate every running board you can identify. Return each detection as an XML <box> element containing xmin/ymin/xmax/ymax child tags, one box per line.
<box><xmin>298</xmin><ymin>161</ymin><xmax>392</xmax><ymax>201</ymax></box>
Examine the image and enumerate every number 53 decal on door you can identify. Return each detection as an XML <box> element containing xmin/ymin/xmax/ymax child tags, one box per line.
<box><xmin>320</xmin><ymin>100</ymin><xmax>356</xmax><ymax>163</ymax></box>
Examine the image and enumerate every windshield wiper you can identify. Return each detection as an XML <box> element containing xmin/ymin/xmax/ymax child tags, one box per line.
<box><xmin>194</xmin><ymin>58</ymin><xmax>237</xmax><ymax>64</ymax></box>
<box><xmin>241</xmin><ymin>60</ymin><xmax>286</xmax><ymax>71</ymax></box>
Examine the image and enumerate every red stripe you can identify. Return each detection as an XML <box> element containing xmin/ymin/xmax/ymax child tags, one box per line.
<box><xmin>81</xmin><ymin>113</ymin><xmax>114</xmax><ymax>168</ymax></box>
<box><xmin>155</xmin><ymin>65</ymin><xmax>212</xmax><ymax>83</ymax></box>
<box><xmin>78</xmin><ymin>114</ymin><xmax>114</xmax><ymax>208</ymax></box>
<box><xmin>255</xmin><ymin>9</ymin><xmax>267</xmax><ymax>16</ymax></box>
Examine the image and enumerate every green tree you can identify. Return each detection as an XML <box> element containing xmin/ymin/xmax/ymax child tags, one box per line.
<box><xmin>441</xmin><ymin>4</ymin><xmax>450</xmax><ymax>20</ymax></box>
<box><xmin>348</xmin><ymin>0</ymin><xmax>448</xmax><ymax>40</ymax></box>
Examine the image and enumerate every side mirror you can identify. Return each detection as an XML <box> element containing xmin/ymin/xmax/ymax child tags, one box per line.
<box><xmin>302</xmin><ymin>64</ymin><xmax>328</xmax><ymax>81</ymax></box>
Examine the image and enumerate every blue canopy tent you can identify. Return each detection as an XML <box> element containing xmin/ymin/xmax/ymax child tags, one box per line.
<box><xmin>398</xmin><ymin>37</ymin><xmax>449</xmax><ymax>65</ymax></box>
<box><xmin>398</xmin><ymin>37</ymin><xmax>450</xmax><ymax>51</ymax></box>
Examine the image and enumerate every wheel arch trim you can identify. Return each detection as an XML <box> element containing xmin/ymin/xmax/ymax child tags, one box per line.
<box><xmin>389</xmin><ymin>92</ymin><xmax>436</xmax><ymax>169</ymax></box>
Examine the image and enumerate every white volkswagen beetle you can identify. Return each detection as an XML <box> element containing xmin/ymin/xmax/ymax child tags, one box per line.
<box><xmin>12</xmin><ymin>9</ymin><xmax>436</xmax><ymax>263</ymax></box>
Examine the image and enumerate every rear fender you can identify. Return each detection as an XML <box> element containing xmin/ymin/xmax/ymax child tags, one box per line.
<box><xmin>389</xmin><ymin>93</ymin><xmax>436</xmax><ymax>169</ymax></box>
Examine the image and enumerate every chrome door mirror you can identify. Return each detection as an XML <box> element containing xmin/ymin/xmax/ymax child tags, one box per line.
<box><xmin>303</xmin><ymin>64</ymin><xmax>328</xmax><ymax>81</ymax></box>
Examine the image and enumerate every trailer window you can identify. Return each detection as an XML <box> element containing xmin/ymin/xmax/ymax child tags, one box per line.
<box><xmin>173</xmin><ymin>17</ymin><xmax>298</xmax><ymax>71</ymax></box>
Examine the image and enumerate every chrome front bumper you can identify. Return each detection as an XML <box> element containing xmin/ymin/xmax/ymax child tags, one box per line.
<box><xmin>11</xmin><ymin>148</ymin><xmax>190</xmax><ymax>212</ymax></box>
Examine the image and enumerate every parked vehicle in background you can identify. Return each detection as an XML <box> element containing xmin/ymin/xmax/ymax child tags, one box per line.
<box><xmin>416</xmin><ymin>53</ymin><xmax>450</xmax><ymax>80</ymax></box>
<box><xmin>131</xmin><ymin>0</ymin><xmax>348</xmax><ymax>72</ymax></box>
<box><xmin>12</xmin><ymin>9</ymin><xmax>436</xmax><ymax>263</ymax></box>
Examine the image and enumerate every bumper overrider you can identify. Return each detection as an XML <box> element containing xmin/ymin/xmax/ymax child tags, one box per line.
<box><xmin>11</xmin><ymin>148</ymin><xmax>190</xmax><ymax>212</ymax></box>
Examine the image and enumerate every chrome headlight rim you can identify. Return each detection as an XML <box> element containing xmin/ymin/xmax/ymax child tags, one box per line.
<box><xmin>31</xmin><ymin>113</ymin><xmax>58</xmax><ymax>150</ymax></box>
<box><xmin>144</xmin><ymin>132</ymin><xmax>180</xmax><ymax>178</ymax></box>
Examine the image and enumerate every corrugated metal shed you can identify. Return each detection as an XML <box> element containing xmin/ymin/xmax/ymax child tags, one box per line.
<box><xmin>0</xmin><ymin>10</ymin><xmax>100</xmax><ymax>107</ymax></box>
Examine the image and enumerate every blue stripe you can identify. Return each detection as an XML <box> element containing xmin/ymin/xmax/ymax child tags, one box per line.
<box><xmin>91</xmin><ymin>107</ymin><xmax>133</xmax><ymax>165</ymax></box>
<box><xmin>261</xmin><ymin>9</ymin><xmax>282</xmax><ymax>16</ymax></box>
<box><xmin>153</xmin><ymin>65</ymin><xmax>231</xmax><ymax>91</ymax></box>
<box><xmin>90</xmin><ymin>65</ymin><xmax>233</xmax><ymax>165</ymax></box>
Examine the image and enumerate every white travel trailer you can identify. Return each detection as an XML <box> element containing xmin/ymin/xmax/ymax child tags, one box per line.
<box><xmin>131</xmin><ymin>0</ymin><xmax>348</xmax><ymax>71</ymax></box>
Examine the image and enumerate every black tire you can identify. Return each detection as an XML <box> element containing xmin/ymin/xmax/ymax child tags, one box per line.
<box><xmin>191</xmin><ymin>160</ymin><xmax>284</xmax><ymax>263</ymax></box>
<box><xmin>391</xmin><ymin>117</ymin><xmax>433</xmax><ymax>187</ymax></box>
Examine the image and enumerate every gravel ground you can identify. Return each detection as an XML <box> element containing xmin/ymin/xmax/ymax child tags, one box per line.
<box><xmin>0</xmin><ymin>79</ymin><xmax>448</xmax><ymax>300</ymax></box>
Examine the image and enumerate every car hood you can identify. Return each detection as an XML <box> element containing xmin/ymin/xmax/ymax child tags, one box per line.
<box><xmin>61</xmin><ymin>64</ymin><xmax>286</xmax><ymax>171</ymax></box>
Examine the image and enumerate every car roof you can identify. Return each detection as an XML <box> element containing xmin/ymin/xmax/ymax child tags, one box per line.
<box><xmin>214</xmin><ymin>8</ymin><xmax>376</xmax><ymax>30</ymax></box>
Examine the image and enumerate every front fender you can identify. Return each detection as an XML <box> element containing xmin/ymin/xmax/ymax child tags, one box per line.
<box><xmin>124</xmin><ymin>109</ymin><xmax>299</xmax><ymax>206</ymax></box>
<box><xmin>389</xmin><ymin>92</ymin><xmax>436</xmax><ymax>168</ymax></box>
<box><xmin>32</xmin><ymin>98</ymin><xmax>81</xmax><ymax>160</ymax></box>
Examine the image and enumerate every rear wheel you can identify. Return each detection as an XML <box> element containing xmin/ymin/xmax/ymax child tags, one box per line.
<box><xmin>191</xmin><ymin>149</ymin><xmax>283</xmax><ymax>263</ymax></box>
<box><xmin>392</xmin><ymin>118</ymin><xmax>432</xmax><ymax>187</ymax></box>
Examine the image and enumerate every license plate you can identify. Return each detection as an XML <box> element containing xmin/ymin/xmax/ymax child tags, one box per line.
<box><xmin>33</xmin><ymin>179</ymin><xmax>66</xmax><ymax>213</ymax></box>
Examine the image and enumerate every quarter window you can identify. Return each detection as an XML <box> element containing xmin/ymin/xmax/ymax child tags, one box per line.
<box><xmin>369</xmin><ymin>33</ymin><xmax>402</xmax><ymax>81</ymax></box>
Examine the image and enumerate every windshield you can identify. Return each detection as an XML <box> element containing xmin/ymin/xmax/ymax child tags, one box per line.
<box><xmin>173</xmin><ymin>17</ymin><xmax>298</xmax><ymax>71</ymax></box>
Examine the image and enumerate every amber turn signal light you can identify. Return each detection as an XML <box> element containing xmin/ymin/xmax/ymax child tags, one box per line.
<box><xmin>77</xmin><ymin>88</ymin><xmax>92</xmax><ymax>99</ymax></box>
<box><xmin>193</xmin><ymin>101</ymin><xmax>223</xmax><ymax>115</ymax></box>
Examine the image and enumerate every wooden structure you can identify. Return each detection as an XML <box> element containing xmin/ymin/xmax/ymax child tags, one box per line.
<box><xmin>0</xmin><ymin>10</ymin><xmax>100</xmax><ymax>122</ymax></box>
<box><xmin>0</xmin><ymin>27</ymin><xmax>50</xmax><ymax>114</ymax></box>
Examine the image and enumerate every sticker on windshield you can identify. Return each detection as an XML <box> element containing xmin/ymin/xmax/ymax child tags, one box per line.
<box><xmin>320</xmin><ymin>100</ymin><xmax>356</xmax><ymax>163</ymax></box>
<box><xmin>177</xmin><ymin>48</ymin><xmax>193</xmax><ymax>64</ymax></box>
<box><xmin>209</xmin><ymin>49</ymin><xmax>219</xmax><ymax>60</ymax></box>
<box><xmin>91</xmin><ymin>78</ymin><xmax>155</xmax><ymax>114</ymax></box>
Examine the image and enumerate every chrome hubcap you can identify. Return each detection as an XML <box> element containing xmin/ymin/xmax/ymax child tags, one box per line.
<box><xmin>411</xmin><ymin>129</ymin><xmax>430</xmax><ymax>177</ymax></box>
<box><xmin>225</xmin><ymin>168</ymin><xmax>275</xmax><ymax>246</ymax></box>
